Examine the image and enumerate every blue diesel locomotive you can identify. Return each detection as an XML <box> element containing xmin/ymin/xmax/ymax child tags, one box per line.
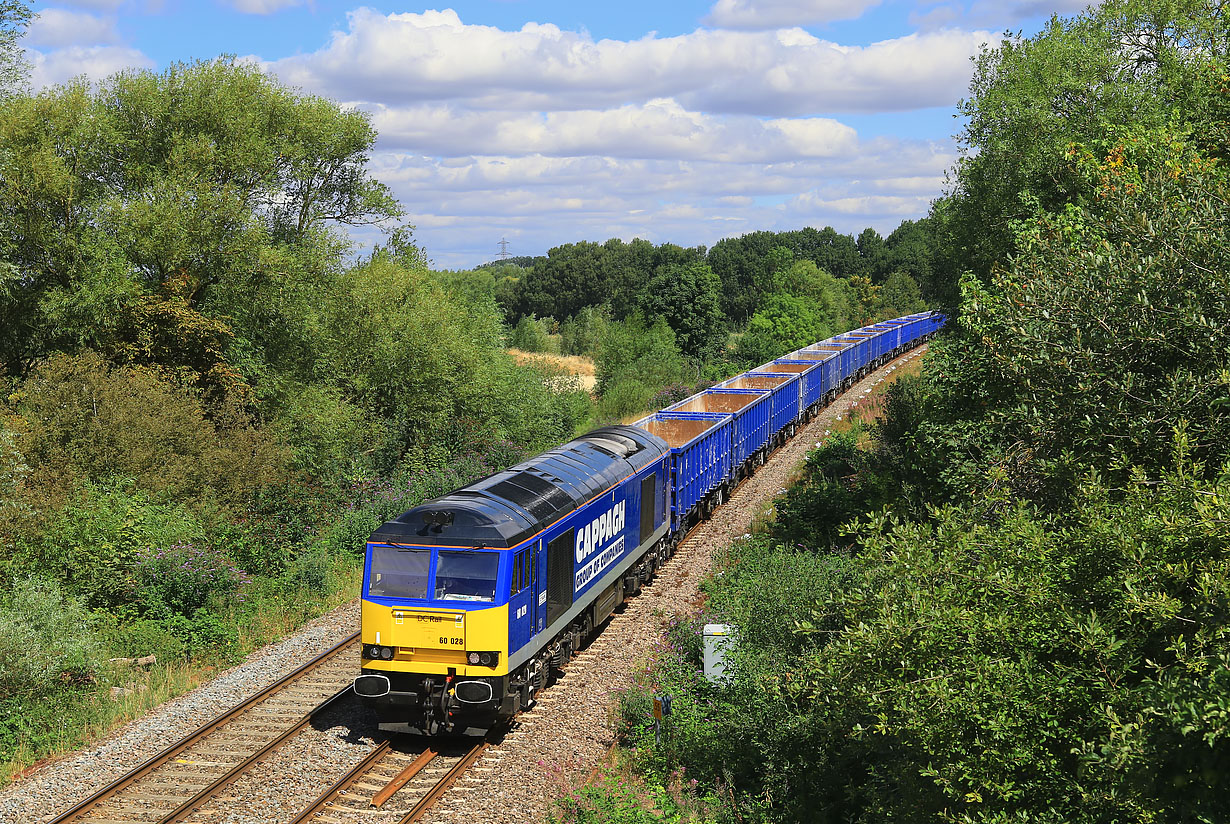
<box><xmin>353</xmin><ymin>311</ymin><xmax>944</xmax><ymax>733</ymax></box>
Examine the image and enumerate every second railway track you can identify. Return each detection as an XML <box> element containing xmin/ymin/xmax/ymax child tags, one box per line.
<box><xmin>48</xmin><ymin>634</ymin><xmax>361</xmax><ymax>824</ymax></box>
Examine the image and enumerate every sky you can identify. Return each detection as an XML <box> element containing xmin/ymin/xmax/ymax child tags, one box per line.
<box><xmin>23</xmin><ymin>0</ymin><xmax>1091</xmax><ymax>268</ymax></box>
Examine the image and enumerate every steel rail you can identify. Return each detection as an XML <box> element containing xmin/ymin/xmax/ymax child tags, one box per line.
<box><xmin>48</xmin><ymin>631</ymin><xmax>360</xmax><ymax>824</ymax></box>
<box><xmin>371</xmin><ymin>747</ymin><xmax>438</xmax><ymax>808</ymax></box>
<box><xmin>160</xmin><ymin>686</ymin><xmax>356</xmax><ymax>824</ymax></box>
<box><xmin>287</xmin><ymin>740</ymin><xmax>395</xmax><ymax>824</ymax></box>
<box><xmin>397</xmin><ymin>741</ymin><xmax>489</xmax><ymax>824</ymax></box>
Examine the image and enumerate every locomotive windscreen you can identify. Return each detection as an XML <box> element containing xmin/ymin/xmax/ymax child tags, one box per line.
<box><xmin>435</xmin><ymin>551</ymin><xmax>499</xmax><ymax>602</ymax></box>
<box><xmin>369</xmin><ymin>548</ymin><xmax>430</xmax><ymax>599</ymax></box>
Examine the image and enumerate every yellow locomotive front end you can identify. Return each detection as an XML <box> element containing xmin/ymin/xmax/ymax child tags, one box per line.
<box><xmin>353</xmin><ymin>516</ymin><xmax>523</xmax><ymax>734</ymax></box>
<box><xmin>359</xmin><ymin>600</ymin><xmax>509</xmax><ymax>675</ymax></box>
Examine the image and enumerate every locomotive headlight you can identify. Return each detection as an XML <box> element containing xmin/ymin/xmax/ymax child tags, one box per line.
<box><xmin>363</xmin><ymin>644</ymin><xmax>395</xmax><ymax>660</ymax></box>
<box><xmin>465</xmin><ymin>651</ymin><xmax>498</xmax><ymax>667</ymax></box>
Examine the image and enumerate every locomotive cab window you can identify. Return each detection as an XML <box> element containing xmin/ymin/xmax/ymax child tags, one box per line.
<box><xmin>368</xmin><ymin>547</ymin><xmax>430</xmax><ymax>599</ymax></box>
<box><xmin>512</xmin><ymin>548</ymin><xmax>531</xmax><ymax>595</ymax></box>
<box><xmin>435</xmin><ymin>551</ymin><xmax>499</xmax><ymax>602</ymax></box>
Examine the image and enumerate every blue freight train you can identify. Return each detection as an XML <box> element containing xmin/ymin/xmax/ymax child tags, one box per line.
<box><xmin>353</xmin><ymin>311</ymin><xmax>944</xmax><ymax>733</ymax></box>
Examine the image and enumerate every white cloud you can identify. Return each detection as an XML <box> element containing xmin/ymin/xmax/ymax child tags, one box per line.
<box><xmin>26</xmin><ymin>44</ymin><xmax>153</xmax><ymax>88</ymax></box>
<box><xmin>265</xmin><ymin>9</ymin><xmax>996</xmax><ymax>116</ymax></box>
<box><xmin>26</xmin><ymin>8</ymin><xmax>118</xmax><ymax>48</ymax></box>
<box><xmin>913</xmin><ymin>1</ymin><xmax>1092</xmax><ymax>30</ymax></box>
<box><xmin>228</xmin><ymin>0</ymin><xmax>305</xmax><ymax>14</ymax></box>
<box><xmin>705</xmin><ymin>0</ymin><xmax>884</xmax><ymax>30</ymax></box>
<box><xmin>366</xmin><ymin>99</ymin><xmax>857</xmax><ymax>162</ymax></box>
<box><xmin>365</xmin><ymin>133</ymin><xmax>956</xmax><ymax>267</ymax></box>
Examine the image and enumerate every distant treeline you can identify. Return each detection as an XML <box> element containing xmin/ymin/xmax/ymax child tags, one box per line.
<box><xmin>438</xmin><ymin>222</ymin><xmax>938</xmax><ymax>421</ymax></box>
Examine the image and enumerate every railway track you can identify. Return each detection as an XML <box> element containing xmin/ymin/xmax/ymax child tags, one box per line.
<box><xmin>48</xmin><ymin>634</ymin><xmax>361</xmax><ymax>824</ymax></box>
<box><xmin>288</xmin><ymin>736</ymin><xmax>488</xmax><ymax>824</ymax></box>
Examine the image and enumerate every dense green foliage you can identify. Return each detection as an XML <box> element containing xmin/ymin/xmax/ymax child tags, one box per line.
<box><xmin>944</xmin><ymin>0</ymin><xmax>1230</xmax><ymax>283</ymax></box>
<box><xmin>593</xmin><ymin>314</ymin><xmax>689</xmax><ymax>422</ymax></box>
<box><xmin>636</xmin><ymin>456</ymin><xmax>1230</xmax><ymax>822</ymax></box>
<box><xmin>615</xmin><ymin>2</ymin><xmax>1230</xmax><ymax>822</ymax></box>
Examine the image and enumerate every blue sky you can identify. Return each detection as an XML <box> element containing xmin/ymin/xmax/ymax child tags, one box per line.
<box><xmin>24</xmin><ymin>1</ymin><xmax>1090</xmax><ymax>268</ymax></box>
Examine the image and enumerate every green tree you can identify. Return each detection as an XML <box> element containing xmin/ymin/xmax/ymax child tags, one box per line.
<box><xmin>778</xmin><ymin>259</ymin><xmax>855</xmax><ymax>330</ymax></box>
<box><xmin>0</xmin><ymin>1</ymin><xmax>29</xmax><ymax>95</ymax></box>
<box><xmin>877</xmin><ymin>270</ymin><xmax>926</xmax><ymax>318</ymax></box>
<box><xmin>736</xmin><ymin>292</ymin><xmax>830</xmax><ymax>366</ymax></box>
<box><xmin>509</xmin><ymin>315</ymin><xmax>555</xmax><ymax>353</ymax></box>
<box><xmin>593</xmin><ymin>314</ymin><xmax>686</xmax><ymax>419</ymax></box>
<box><xmin>559</xmin><ymin>305</ymin><xmax>610</xmax><ymax>356</ymax></box>
<box><xmin>847</xmin><ymin>274</ymin><xmax>882</xmax><ymax>326</ymax></box>
<box><xmin>510</xmin><ymin>240</ymin><xmax>610</xmax><ymax>321</ymax></box>
<box><xmin>638</xmin><ymin>260</ymin><xmax>726</xmax><ymax>361</ymax></box>
<box><xmin>855</xmin><ymin>227</ymin><xmax>887</xmax><ymax>280</ymax></box>
<box><xmin>0</xmin><ymin>58</ymin><xmax>400</xmax><ymax>391</ymax></box>
<box><xmin>945</xmin><ymin>0</ymin><xmax>1229</xmax><ymax>281</ymax></box>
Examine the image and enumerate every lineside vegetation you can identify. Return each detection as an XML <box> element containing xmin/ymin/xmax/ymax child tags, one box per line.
<box><xmin>598</xmin><ymin>1</ymin><xmax>1230</xmax><ymax>822</ymax></box>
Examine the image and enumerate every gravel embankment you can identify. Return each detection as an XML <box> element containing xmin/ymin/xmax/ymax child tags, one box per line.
<box><xmin>0</xmin><ymin>348</ymin><xmax>924</xmax><ymax>824</ymax></box>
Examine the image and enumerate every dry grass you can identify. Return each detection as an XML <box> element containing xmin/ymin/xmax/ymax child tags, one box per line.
<box><xmin>508</xmin><ymin>349</ymin><xmax>596</xmax><ymax>376</ymax></box>
<box><xmin>509</xmin><ymin>349</ymin><xmax>597</xmax><ymax>393</ymax></box>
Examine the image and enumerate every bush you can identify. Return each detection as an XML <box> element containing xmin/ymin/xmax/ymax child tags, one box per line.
<box><xmin>0</xmin><ymin>578</ymin><xmax>104</xmax><ymax>700</ymax></box>
<box><xmin>509</xmin><ymin>315</ymin><xmax>556</xmax><ymax>353</ymax></box>
<box><xmin>559</xmin><ymin>306</ymin><xmax>609</xmax><ymax>356</ymax></box>
<box><xmin>131</xmin><ymin>543</ymin><xmax>250</xmax><ymax>619</ymax></box>
<box><xmin>735</xmin><ymin>292</ymin><xmax>830</xmax><ymax>367</ymax></box>
<box><xmin>594</xmin><ymin>314</ymin><xmax>685</xmax><ymax>397</ymax></box>
<box><xmin>7</xmin><ymin>350</ymin><xmax>288</xmax><ymax>514</ymax></box>
<box><xmin>770</xmin><ymin>427</ymin><xmax>898</xmax><ymax>551</ymax></box>
<box><xmin>165</xmin><ymin>612</ymin><xmax>238</xmax><ymax>654</ymax></box>
<box><xmin>647</xmin><ymin>383</ymin><xmax>692</xmax><ymax>411</ymax></box>
<box><xmin>29</xmin><ymin>480</ymin><xmax>203</xmax><ymax>609</ymax></box>
<box><xmin>282</xmin><ymin>546</ymin><xmax>337</xmax><ymax>595</ymax></box>
<box><xmin>595</xmin><ymin>378</ymin><xmax>651</xmax><ymax>424</ymax></box>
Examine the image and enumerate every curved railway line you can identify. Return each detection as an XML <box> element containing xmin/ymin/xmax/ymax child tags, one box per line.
<box><xmin>14</xmin><ymin>345</ymin><xmax>929</xmax><ymax>824</ymax></box>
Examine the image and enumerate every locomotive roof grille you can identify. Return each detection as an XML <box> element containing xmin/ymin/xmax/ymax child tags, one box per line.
<box><xmin>487</xmin><ymin>473</ymin><xmax>578</xmax><ymax>522</ymax></box>
<box><xmin>369</xmin><ymin>425</ymin><xmax>668</xmax><ymax>548</ymax></box>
